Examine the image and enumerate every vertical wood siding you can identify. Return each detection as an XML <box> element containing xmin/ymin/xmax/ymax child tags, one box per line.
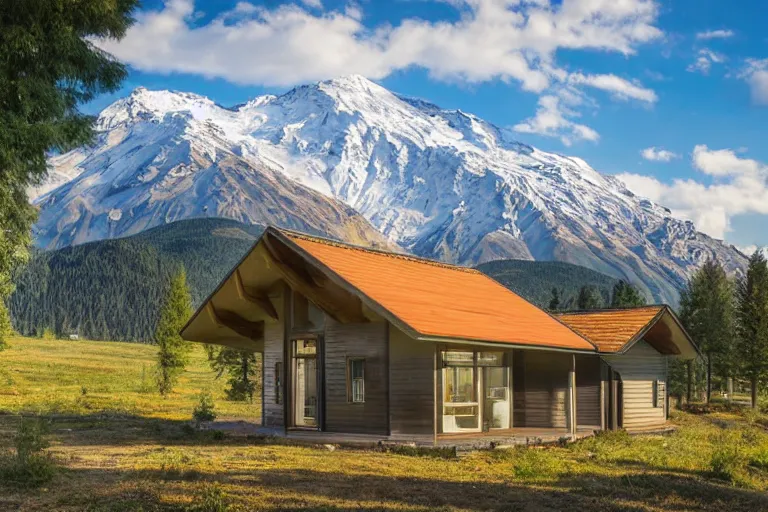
<box><xmin>575</xmin><ymin>355</ymin><xmax>602</xmax><ymax>427</ymax></box>
<box><xmin>513</xmin><ymin>350</ymin><xmax>570</xmax><ymax>428</ymax></box>
<box><xmin>323</xmin><ymin>319</ymin><xmax>388</xmax><ymax>434</ymax></box>
<box><xmin>263</xmin><ymin>295</ymin><xmax>285</xmax><ymax>428</ymax></box>
<box><xmin>603</xmin><ymin>341</ymin><xmax>667</xmax><ymax>429</ymax></box>
<box><xmin>389</xmin><ymin>327</ymin><xmax>434</xmax><ymax>435</ymax></box>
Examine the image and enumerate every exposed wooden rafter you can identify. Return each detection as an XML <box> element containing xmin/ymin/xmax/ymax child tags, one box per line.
<box><xmin>206</xmin><ymin>303</ymin><xmax>265</xmax><ymax>340</ymax></box>
<box><xmin>234</xmin><ymin>269</ymin><xmax>279</xmax><ymax>320</ymax></box>
<box><xmin>262</xmin><ymin>234</ymin><xmax>368</xmax><ymax>324</ymax></box>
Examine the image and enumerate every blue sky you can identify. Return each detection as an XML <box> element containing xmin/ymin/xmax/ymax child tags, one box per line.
<box><xmin>90</xmin><ymin>0</ymin><xmax>768</xmax><ymax>251</ymax></box>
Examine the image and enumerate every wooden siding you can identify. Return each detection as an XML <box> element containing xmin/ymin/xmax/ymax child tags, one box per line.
<box><xmin>513</xmin><ymin>350</ymin><xmax>570</xmax><ymax>428</ymax></box>
<box><xmin>603</xmin><ymin>341</ymin><xmax>667</xmax><ymax>429</ymax></box>
<box><xmin>389</xmin><ymin>327</ymin><xmax>434</xmax><ymax>436</ymax></box>
<box><xmin>263</xmin><ymin>293</ymin><xmax>285</xmax><ymax>428</ymax></box>
<box><xmin>575</xmin><ymin>355</ymin><xmax>601</xmax><ymax>427</ymax></box>
<box><xmin>323</xmin><ymin>319</ymin><xmax>388</xmax><ymax>434</ymax></box>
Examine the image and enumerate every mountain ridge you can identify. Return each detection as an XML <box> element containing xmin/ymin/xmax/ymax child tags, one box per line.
<box><xmin>31</xmin><ymin>75</ymin><xmax>747</xmax><ymax>303</ymax></box>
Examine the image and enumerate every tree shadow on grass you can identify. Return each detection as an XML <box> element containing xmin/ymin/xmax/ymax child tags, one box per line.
<box><xmin>12</xmin><ymin>464</ymin><xmax>768</xmax><ymax>512</ymax></box>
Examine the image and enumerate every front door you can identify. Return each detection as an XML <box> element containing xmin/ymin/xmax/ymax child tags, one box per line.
<box><xmin>291</xmin><ymin>338</ymin><xmax>321</xmax><ymax>429</ymax></box>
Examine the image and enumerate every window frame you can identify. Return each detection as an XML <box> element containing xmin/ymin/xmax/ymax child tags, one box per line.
<box><xmin>347</xmin><ymin>358</ymin><xmax>366</xmax><ymax>403</ymax></box>
<box><xmin>275</xmin><ymin>361</ymin><xmax>283</xmax><ymax>405</ymax></box>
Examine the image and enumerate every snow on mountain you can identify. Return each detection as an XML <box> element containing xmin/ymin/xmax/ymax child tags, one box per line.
<box><xmin>32</xmin><ymin>75</ymin><xmax>747</xmax><ymax>304</ymax></box>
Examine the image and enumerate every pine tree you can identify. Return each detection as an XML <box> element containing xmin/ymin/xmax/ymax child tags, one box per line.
<box><xmin>155</xmin><ymin>268</ymin><xmax>193</xmax><ymax>395</ymax></box>
<box><xmin>0</xmin><ymin>0</ymin><xmax>137</xmax><ymax>303</ymax></box>
<box><xmin>610</xmin><ymin>280</ymin><xmax>646</xmax><ymax>308</ymax></box>
<box><xmin>0</xmin><ymin>299</ymin><xmax>12</xmax><ymax>351</ymax></box>
<box><xmin>576</xmin><ymin>285</ymin><xmax>603</xmax><ymax>310</ymax></box>
<box><xmin>548</xmin><ymin>288</ymin><xmax>561</xmax><ymax>311</ymax></box>
<box><xmin>735</xmin><ymin>250</ymin><xmax>768</xmax><ymax>408</ymax></box>
<box><xmin>679</xmin><ymin>259</ymin><xmax>735</xmax><ymax>403</ymax></box>
<box><xmin>207</xmin><ymin>346</ymin><xmax>262</xmax><ymax>401</ymax></box>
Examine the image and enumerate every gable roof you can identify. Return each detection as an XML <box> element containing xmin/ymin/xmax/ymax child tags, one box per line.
<box><xmin>270</xmin><ymin>228</ymin><xmax>596</xmax><ymax>351</ymax></box>
<box><xmin>557</xmin><ymin>306</ymin><xmax>700</xmax><ymax>358</ymax></box>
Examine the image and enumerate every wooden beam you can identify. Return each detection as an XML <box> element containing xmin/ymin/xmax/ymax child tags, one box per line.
<box><xmin>206</xmin><ymin>303</ymin><xmax>264</xmax><ymax>340</ymax></box>
<box><xmin>262</xmin><ymin>235</ymin><xmax>368</xmax><ymax>324</ymax></box>
<box><xmin>234</xmin><ymin>269</ymin><xmax>279</xmax><ymax>320</ymax></box>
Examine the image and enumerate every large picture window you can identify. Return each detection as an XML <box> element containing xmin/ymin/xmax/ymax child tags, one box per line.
<box><xmin>441</xmin><ymin>350</ymin><xmax>510</xmax><ymax>433</ymax></box>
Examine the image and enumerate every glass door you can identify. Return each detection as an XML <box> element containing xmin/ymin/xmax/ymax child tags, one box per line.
<box><xmin>292</xmin><ymin>339</ymin><xmax>319</xmax><ymax>428</ymax></box>
<box><xmin>480</xmin><ymin>351</ymin><xmax>510</xmax><ymax>430</ymax></box>
<box><xmin>442</xmin><ymin>351</ymin><xmax>480</xmax><ymax>433</ymax></box>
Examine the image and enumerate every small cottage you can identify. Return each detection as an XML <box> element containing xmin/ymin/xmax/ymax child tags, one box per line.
<box><xmin>180</xmin><ymin>227</ymin><xmax>698</xmax><ymax>444</ymax></box>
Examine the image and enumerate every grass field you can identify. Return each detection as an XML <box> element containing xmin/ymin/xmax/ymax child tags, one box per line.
<box><xmin>2</xmin><ymin>337</ymin><xmax>768</xmax><ymax>511</ymax></box>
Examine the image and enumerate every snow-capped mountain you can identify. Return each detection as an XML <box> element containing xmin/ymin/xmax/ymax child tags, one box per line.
<box><xmin>32</xmin><ymin>75</ymin><xmax>747</xmax><ymax>303</ymax></box>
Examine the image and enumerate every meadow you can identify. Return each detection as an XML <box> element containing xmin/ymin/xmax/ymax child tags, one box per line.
<box><xmin>1</xmin><ymin>336</ymin><xmax>768</xmax><ymax>511</ymax></box>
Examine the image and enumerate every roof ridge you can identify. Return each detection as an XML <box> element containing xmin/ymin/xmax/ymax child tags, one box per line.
<box><xmin>556</xmin><ymin>305</ymin><xmax>667</xmax><ymax>316</ymax></box>
<box><xmin>274</xmin><ymin>227</ymin><xmax>482</xmax><ymax>274</ymax></box>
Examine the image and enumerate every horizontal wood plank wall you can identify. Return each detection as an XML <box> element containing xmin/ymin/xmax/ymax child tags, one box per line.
<box><xmin>389</xmin><ymin>327</ymin><xmax>434</xmax><ymax>436</ymax></box>
<box><xmin>603</xmin><ymin>341</ymin><xmax>667</xmax><ymax>429</ymax></box>
<box><xmin>575</xmin><ymin>355</ymin><xmax>601</xmax><ymax>428</ymax></box>
<box><xmin>263</xmin><ymin>293</ymin><xmax>285</xmax><ymax>428</ymax></box>
<box><xmin>324</xmin><ymin>319</ymin><xmax>388</xmax><ymax>434</ymax></box>
<box><xmin>514</xmin><ymin>350</ymin><xmax>570</xmax><ymax>428</ymax></box>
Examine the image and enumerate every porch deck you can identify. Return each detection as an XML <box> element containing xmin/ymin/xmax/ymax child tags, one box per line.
<box><xmin>208</xmin><ymin>421</ymin><xmax>598</xmax><ymax>449</ymax></box>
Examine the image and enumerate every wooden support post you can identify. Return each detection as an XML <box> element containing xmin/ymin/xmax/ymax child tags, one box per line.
<box><xmin>611</xmin><ymin>373</ymin><xmax>619</xmax><ymax>430</ymax></box>
<box><xmin>568</xmin><ymin>354</ymin><xmax>577</xmax><ymax>436</ymax></box>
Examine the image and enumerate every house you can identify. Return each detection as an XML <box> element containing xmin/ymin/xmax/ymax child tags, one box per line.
<box><xmin>180</xmin><ymin>227</ymin><xmax>699</xmax><ymax>445</ymax></box>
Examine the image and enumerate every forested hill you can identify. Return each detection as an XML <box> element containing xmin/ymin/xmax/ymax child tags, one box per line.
<box><xmin>10</xmin><ymin>218</ymin><xmax>620</xmax><ymax>342</ymax></box>
<box><xmin>477</xmin><ymin>259</ymin><xmax>620</xmax><ymax>309</ymax></box>
<box><xmin>10</xmin><ymin>218</ymin><xmax>263</xmax><ymax>342</ymax></box>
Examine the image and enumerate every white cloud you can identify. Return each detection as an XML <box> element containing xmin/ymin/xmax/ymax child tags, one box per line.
<box><xmin>513</xmin><ymin>95</ymin><xmax>599</xmax><ymax>146</ymax></box>
<box><xmin>617</xmin><ymin>146</ymin><xmax>768</xmax><ymax>239</ymax></box>
<box><xmin>97</xmin><ymin>0</ymin><xmax>662</xmax><ymax>92</ymax></box>
<box><xmin>686</xmin><ymin>48</ymin><xmax>726</xmax><ymax>75</ymax></box>
<box><xmin>735</xmin><ymin>245</ymin><xmax>768</xmax><ymax>257</ymax></box>
<box><xmin>739</xmin><ymin>59</ymin><xmax>768</xmax><ymax>105</ymax></box>
<box><xmin>641</xmin><ymin>146</ymin><xmax>678</xmax><ymax>162</ymax></box>
<box><xmin>568</xmin><ymin>73</ymin><xmax>657</xmax><ymax>103</ymax></box>
<box><xmin>301</xmin><ymin>0</ymin><xmax>323</xmax><ymax>8</ymax></box>
<box><xmin>695</xmin><ymin>29</ymin><xmax>734</xmax><ymax>40</ymax></box>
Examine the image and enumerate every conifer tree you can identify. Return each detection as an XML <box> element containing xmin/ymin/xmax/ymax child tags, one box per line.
<box><xmin>207</xmin><ymin>346</ymin><xmax>261</xmax><ymax>401</ymax></box>
<box><xmin>679</xmin><ymin>259</ymin><xmax>735</xmax><ymax>403</ymax></box>
<box><xmin>0</xmin><ymin>299</ymin><xmax>12</xmax><ymax>351</ymax></box>
<box><xmin>548</xmin><ymin>288</ymin><xmax>561</xmax><ymax>311</ymax></box>
<box><xmin>0</xmin><ymin>0</ymin><xmax>137</xmax><ymax>302</ymax></box>
<box><xmin>155</xmin><ymin>268</ymin><xmax>193</xmax><ymax>395</ymax></box>
<box><xmin>576</xmin><ymin>285</ymin><xmax>603</xmax><ymax>310</ymax></box>
<box><xmin>610</xmin><ymin>280</ymin><xmax>646</xmax><ymax>308</ymax></box>
<box><xmin>735</xmin><ymin>250</ymin><xmax>768</xmax><ymax>408</ymax></box>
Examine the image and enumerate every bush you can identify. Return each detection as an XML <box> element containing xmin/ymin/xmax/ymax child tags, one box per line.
<box><xmin>749</xmin><ymin>449</ymin><xmax>768</xmax><ymax>471</ymax></box>
<box><xmin>710</xmin><ymin>441</ymin><xmax>742</xmax><ymax>481</ymax></box>
<box><xmin>0</xmin><ymin>417</ymin><xmax>57</xmax><ymax>487</ymax></box>
<box><xmin>192</xmin><ymin>391</ymin><xmax>216</xmax><ymax>427</ymax></box>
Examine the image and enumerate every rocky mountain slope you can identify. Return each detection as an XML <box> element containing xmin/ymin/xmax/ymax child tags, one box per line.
<box><xmin>31</xmin><ymin>76</ymin><xmax>747</xmax><ymax>303</ymax></box>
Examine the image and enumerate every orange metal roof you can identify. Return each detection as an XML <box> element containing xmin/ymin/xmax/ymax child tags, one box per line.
<box><xmin>557</xmin><ymin>306</ymin><xmax>665</xmax><ymax>352</ymax></box>
<box><xmin>281</xmin><ymin>231</ymin><xmax>595</xmax><ymax>351</ymax></box>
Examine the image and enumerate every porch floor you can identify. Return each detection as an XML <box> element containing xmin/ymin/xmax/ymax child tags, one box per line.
<box><xmin>207</xmin><ymin>421</ymin><xmax>599</xmax><ymax>449</ymax></box>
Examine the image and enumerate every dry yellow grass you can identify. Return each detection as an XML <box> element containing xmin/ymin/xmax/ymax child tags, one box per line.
<box><xmin>1</xmin><ymin>336</ymin><xmax>768</xmax><ymax>511</ymax></box>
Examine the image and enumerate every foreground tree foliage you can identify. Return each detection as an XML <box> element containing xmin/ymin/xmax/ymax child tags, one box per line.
<box><xmin>156</xmin><ymin>268</ymin><xmax>193</xmax><ymax>395</ymax></box>
<box><xmin>610</xmin><ymin>280</ymin><xmax>646</xmax><ymax>308</ymax></box>
<box><xmin>679</xmin><ymin>259</ymin><xmax>736</xmax><ymax>403</ymax></box>
<box><xmin>0</xmin><ymin>299</ymin><xmax>12</xmax><ymax>351</ymax></box>
<box><xmin>0</xmin><ymin>0</ymin><xmax>137</xmax><ymax>300</ymax></box>
<box><xmin>735</xmin><ymin>250</ymin><xmax>768</xmax><ymax>408</ymax></box>
<box><xmin>207</xmin><ymin>346</ymin><xmax>262</xmax><ymax>402</ymax></box>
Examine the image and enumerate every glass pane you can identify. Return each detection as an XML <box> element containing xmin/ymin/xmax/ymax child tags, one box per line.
<box><xmin>295</xmin><ymin>339</ymin><xmax>316</xmax><ymax>356</ymax></box>
<box><xmin>444</xmin><ymin>366</ymin><xmax>475</xmax><ymax>403</ymax></box>
<box><xmin>442</xmin><ymin>351</ymin><xmax>474</xmax><ymax>367</ymax></box>
<box><xmin>350</xmin><ymin>359</ymin><xmax>364</xmax><ymax>379</ymax></box>
<box><xmin>483</xmin><ymin>367</ymin><xmax>510</xmax><ymax>429</ymax></box>
<box><xmin>294</xmin><ymin>357</ymin><xmax>317</xmax><ymax>426</ymax></box>
<box><xmin>351</xmin><ymin>379</ymin><xmax>364</xmax><ymax>402</ymax></box>
<box><xmin>477</xmin><ymin>351</ymin><xmax>504</xmax><ymax>367</ymax></box>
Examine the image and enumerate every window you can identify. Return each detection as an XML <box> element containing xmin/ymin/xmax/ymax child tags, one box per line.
<box><xmin>653</xmin><ymin>379</ymin><xmax>664</xmax><ymax>408</ymax></box>
<box><xmin>348</xmin><ymin>358</ymin><xmax>365</xmax><ymax>403</ymax></box>
<box><xmin>275</xmin><ymin>362</ymin><xmax>283</xmax><ymax>405</ymax></box>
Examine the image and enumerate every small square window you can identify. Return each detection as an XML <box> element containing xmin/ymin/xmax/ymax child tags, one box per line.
<box><xmin>348</xmin><ymin>359</ymin><xmax>365</xmax><ymax>403</ymax></box>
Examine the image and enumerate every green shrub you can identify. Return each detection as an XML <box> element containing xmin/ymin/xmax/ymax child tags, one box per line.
<box><xmin>192</xmin><ymin>391</ymin><xmax>216</xmax><ymax>427</ymax></box>
<box><xmin>186</xmin><ymin>483</ymin><xmax>231</xmax><ymax>512</ymax></box>
<box><xmin>0</xmin><ymin>417</ymin><xmax>57</xmax><ymax>487</ymax></box>
<box><xmin>749</xmin><ymin>449</ymin><xmax>768</xmax><ymax>471</ymax></box>
<box><xmin>710</xmin><ymin>441</ymin><xmax>742</xmax><ymax>481</ymax></box>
